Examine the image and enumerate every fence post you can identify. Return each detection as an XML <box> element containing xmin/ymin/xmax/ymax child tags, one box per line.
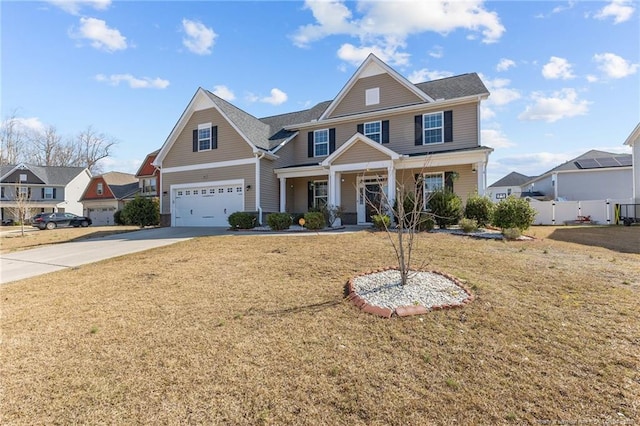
<box><xmin>606</xmin><ymin>199</ymin><xmax>610</xmax><ymax>224</ymax></box>
<box><xmin>551</xmin><ymin>201</ymin><xmax>556</xmax><ymax>225</ymax></box>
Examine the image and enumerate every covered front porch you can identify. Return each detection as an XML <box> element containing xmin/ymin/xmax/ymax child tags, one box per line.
<box><xmin>275</xmin><ymin>134</ymin><xmax>491</xmax><ymax>225</ymax></box>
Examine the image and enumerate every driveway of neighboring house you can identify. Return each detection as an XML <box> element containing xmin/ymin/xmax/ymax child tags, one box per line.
<box><xmin>0</xmin><ymin>227</ymin><xmax>228</xmax><ymax>285</ymax></box>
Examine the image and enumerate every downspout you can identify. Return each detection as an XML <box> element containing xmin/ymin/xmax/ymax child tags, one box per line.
<box><xmin>255</xmin><ymin>152</ymin><xmax>266</xmax><ymax>224</ymax></box>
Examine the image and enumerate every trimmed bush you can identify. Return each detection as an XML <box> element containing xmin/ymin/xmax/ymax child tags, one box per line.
<box><xmin>492</xmin><ymin>196</ymin><xmax>536</xmax><ymax>231</ymax></box>
<box><xmin>303</xmin><ymin>211</ymin><xmax>325</xmax><ymax>230</ymax></box>
<box><xmin>428</xmin><ymin>189</ymin><xmax>463</xmax><ymax>229</ymax></box>
<box><xmin>418</xmin><ymin>213</ymin><xmax>435</xmax><ymax>232</ymax></box>
<box><xmin>464</xmin><ymin>194</ymin><xmax>494</xmax><ymax>228</ymax></box>
<box><xmin>459</xmin><ymin>217</ymin><xmax>478</xmax><ymax>233</ymax></box>
<box><xmin>121</xmin><ymin>196</ymin><xmax>160</xmax><ymax>227</ymax></box>
<box><xmin>372</xmin><ymin>214</ymin><xmax>391</xmax><ymax>231</ymax></box>
<box><xmin>266</xmin><ymin>212</ymin><xmax>292</xmax><ymax>231</ymax></box>
<box><xmin>228</xmin><ymin>211</ymin><xmax>257</xmax><ymax>229</ymax></box>
<box><xmin>113</xmin><ymin>210</ymin><xmax>126</xmax><ymax>225</ymax></box>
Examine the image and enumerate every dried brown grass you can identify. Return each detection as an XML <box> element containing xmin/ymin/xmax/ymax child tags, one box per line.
<box><xmin>1</xmin><ymin>230</ymin><xmax>638</xmax><ymax>425</ymax></box>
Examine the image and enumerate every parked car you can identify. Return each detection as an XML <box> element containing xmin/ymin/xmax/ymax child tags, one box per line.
<box><xmin>31</xmin><ymin>213</ymin><xmax>92</xmax><ymax>230</ymax></box>
<box><xmin>1</xmin><ymin>218</ymin><xmax>14</xmax><ymax>226</ymax></box>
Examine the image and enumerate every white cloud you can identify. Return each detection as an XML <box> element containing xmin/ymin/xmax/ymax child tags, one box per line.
<box><xmin>337</xmin><ymin>42</ymin><xmax>411</xmax><ymax>66</ymax></box>
<box><xmin>429</xmin><ymin>45</ymin><xmax>444</xmax><ymax>58</ymax></box>
<box><xmin>182</xmin><ymin>19</ymin><xmax>216</xmax><ymax>55</ymax></box>
<box><xmin>594</xmin><ymin>0</ymin><xmax>635</xmax><ymax>24</ymax></box>
<box><xmin>593</xmin><ymin>52</ymin><xmax>639</xmax><ymax>79</ymax></box>
<box><xmin>481</xmin><ymin>128</ymin><xmax>515</xmax><ymax>148</ymax></box>
<box><xmin>5</xmin><ymin>117</ymin><xmax>47</xmax><ymax>134</ymax></box>
<box><xmin>586</xmin><ymin>74</ymin><xmax>598</xmax><ymax>83</ymax></box>
<box><xmin>260</xmin><ymin>88</ymin><xmax>288</xmax><ymax>106</ymax></box>
<box><xmin>518</xmin><ymin>88</ymin><xmax>590</xmax><ymax>123</ymax></box>
<box><xmin>496</xmin><ymin>58</ymin><xmax>515</xmax><ymax>72</ymax></box>
<box><xmin>292</xmin><ymin>0</ymin><xmax>505</xmax><ymax>66</ymax></box>
<box><xmin>542</xmin><ymin>56</ymin><xmax>575</xmax><ymax>80</ymax></box>
<box><xmin>212</xmin><ymin>85</ymin><xmax>236</xmax><ymax>101</ymax></box>
<box><xmin>407</xmin><ymin>68</ymin><xmax>453</xmax><ymax>83</ymax></box>
<box><xmin>95</xmin><ymin>74</ymin><xmax>169</xmax><ymax>89</ymax></box>
<box><xmin>47</xmin><ymin>0</ymin><xmax>110</xmax><ymax>15</ymax></box>
<box><xmin>493</xmin><ymin>152</ymin><xmax>573</xmax><ymax>177</ymax></box>
<box><xmin>551</xmin><ymin>1</ymin><xmax>576</xmax><ymax>15</ymax></box>
<box><xmin>480</xmin><ymin>105</ymin><xmax>495</xmax><ymax>120</ymax></box>
<box><xmin>72</xmin><ymin>17</ymin><xmax>127</xmax><ymax>52</ymax></box>
<box><xmin>481</xmin><ymin>76</ymin><xmax>521</xmax><ymax>106</ymax></box>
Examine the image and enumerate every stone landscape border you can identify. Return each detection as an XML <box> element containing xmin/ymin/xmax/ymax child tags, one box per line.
<box><xmin>346</xmin><ymin>267</ymin><xmax>475</xmax><ymax>318</ymax></box>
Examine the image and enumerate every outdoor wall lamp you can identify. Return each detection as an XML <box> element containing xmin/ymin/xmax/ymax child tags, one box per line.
<box><xmin>246</xmin><ymin>185</ymin><xmax>251</xmax><ymax>191</ymax></box>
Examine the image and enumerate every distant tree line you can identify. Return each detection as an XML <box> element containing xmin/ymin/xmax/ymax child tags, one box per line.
<box><xmin>0</xmin><ymin>110</ymin><xmax>117</xmax><ymax>174</ymax></box>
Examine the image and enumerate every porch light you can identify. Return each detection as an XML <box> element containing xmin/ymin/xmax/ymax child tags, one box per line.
<box><xmin>246</xmin><ymin>185</ymin><xmax>251</xmax><ymax>191</ymax></box>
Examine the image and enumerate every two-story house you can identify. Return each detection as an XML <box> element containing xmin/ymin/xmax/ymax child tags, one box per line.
<box><xmin>0</xmin><ymin>163</ymin><xmax>91</xmax><ymax>222</ymax></box>
<box><xmin>153</xmin><ymin>54</ymin><xmax>493</xmax><ymax>227</ymax></box>
<box><xmin>80</xmin><ymin>171</ymin><xmax>139</xmax><ymax>226</ymax></box>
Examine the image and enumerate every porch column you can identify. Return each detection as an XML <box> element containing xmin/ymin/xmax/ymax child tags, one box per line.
<box><xmin>476</xmin><ymin>161</ymin><xmax>486</xmax><ymax>196</ymax></box>
<box><xmin>387</xmin><ymin>161</ymin><xmax>396</xmax><ymax>217</ymax></box>
<box><xmin>334</xmin><ymin>172</ymin><xmax>341</xmax><ymax>208</ymax></box>
<box><xmin>279</xmin><ymin>177</ymin><xmax>286</xmax><ymax>212</ymax></box>
<box><xmin>329</xmin><ymin>170</ymin><xmax>342</xmax><ymax>226</ymax></box>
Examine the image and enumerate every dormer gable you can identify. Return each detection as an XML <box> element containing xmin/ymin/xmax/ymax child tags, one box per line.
<box><xmin>320</xmin><ymin>54</ymin><xmax>433</xmax><ymax>120</ymax></box>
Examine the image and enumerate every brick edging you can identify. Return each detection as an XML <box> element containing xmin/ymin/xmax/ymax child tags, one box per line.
<box><xmin>346</xmin><ymin>267</ymin><xmax>474</xmax><ymax>318</ymax></box>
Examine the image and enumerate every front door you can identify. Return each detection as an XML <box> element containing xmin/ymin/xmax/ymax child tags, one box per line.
<box><xmin>357</xmin><ymin>177</ymin><xmax>387</xmax><ymax>224</ymax></box>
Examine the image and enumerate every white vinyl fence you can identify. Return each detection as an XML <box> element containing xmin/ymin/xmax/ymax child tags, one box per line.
<box><xmin>528</xmin><ymin>198</ymin><xmax>634</xmax><ymax>225</ymax></box>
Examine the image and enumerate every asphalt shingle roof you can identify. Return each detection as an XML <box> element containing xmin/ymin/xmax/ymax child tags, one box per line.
<box><xmin>489</xmin><ymin>172</ymin><xmax>533</xmax><ymax>188</ymax></box>
<box><xmin>415</xmin><ymin>73</ymin><xmax>489</xmax><ymax>101</ymax></box>
<box><xmin>545</xmin><ymin>150</ymin><xmax>632</xmax><ymax>174</ymax></box>
<box><xmin>0</xmin><ymin>164</ymin><xmax>87</xmax><ymax>185</ymax></box>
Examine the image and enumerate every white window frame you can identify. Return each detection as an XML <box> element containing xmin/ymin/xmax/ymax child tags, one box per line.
<box><xmin>314</xmin><ymin>129</ymin><xmax>329</xmax><ymax>157</ymax></box>
<box><xmin>19</xmin><ymin>173</ymin><xmax>27</xmax><ymax>182</ymax></box>
<box><xmin>423</xmin><ymin>112</ymin><xmax>444</xmax><ymax>145</ymax></box>
<box><xmin>365</xmin><ymin>87</ymin><xmax>380</xmax><ymax>106</ymax></box>
<box><xmin>422</xmin><ymin>172</ymin><xmax>444</xmax><ymax>209</ymax></box>
<box><xmin>198</xmin><ymin>123</ymin><xmax>212</xmax><ymax>151</ymax></box>
<box><xmin>313</xmin><ymin>180</ymin><xmax>328</xmax><ymax>209</ymax></box>
<box><xmin>364</xmin><ymin>120</ymin><xmax>382</xmax><ymax>143</ymax></box>
<box><xmin>97</xmin><ymin>182</ymin><xmax>103</xmax><ymax>195</ymax></box>
<box><xmin>44</xmin><ymin>187</ymin><xmax>54</xmax><ymax>199</ymax></box>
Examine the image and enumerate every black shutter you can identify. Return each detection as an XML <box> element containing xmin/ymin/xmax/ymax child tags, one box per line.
<box><xmin>41</xmin><ymin>188</ymin><xmax>45</xmax><ymax>198</ymax></box>
<box><xmin>307</xmin><ymin>132</ymin><xmax>314</xmax><ymax>157</ymax></box>
<box><xmin>192</xmin><ymin>129</ymin><xmax>198</xmax><ymax>152</ymax></box>
<box><xmin>329</xmin><ymin>128</ymin><xmax>336</xmax><ymax>154</ymax></box>
<box><xmin>357</xmin><ymin>123</ymin><xmax>364</xmax><ymax>134</ymax></box>
<box><xmin>53</xmin><ymin>188</ymin><xmax>57</xmax><ymax>199</ymax></box>
<box><xmin>414</xmin><ymin>115</ymin><xmax>423</xmax><ymax>145</ymax></box>
<box><xmin>211</xmin><ymin>126</ymin><xmax>218</xmax><ymax>149</ymax></box>
<box><xmin>307</xmin><ymin>181</ymin><xmax>314</xmax><ymax>209</ymax></box>
<box><xmin>444</xmin><ymin>110</ymin><xmax>453</xmax><ymax>142</ymax></box>
<box><xmin>445</xmin><ymin>172</ymin><xmax>455</xmax><ymax>192</ymax></box>
<box><xmin>382</xmin><ymin>120</ymin><xmax>389</xmax><ymax>144</ymax></box>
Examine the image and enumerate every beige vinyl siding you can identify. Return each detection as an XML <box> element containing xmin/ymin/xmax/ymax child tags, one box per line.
<box><xmin>290</xmin><ymin>102</ymin><xmax>480</xmax><ymax>165</ymax></box>
<box><xmin>163</xmin><ymin>107</ymin><xmax>254</xmax><ymax>168</ymax></box>
<box><xmin>259</xmin><ymin>158</ymin><xmax>280</xmax><ymax>213</ymax></box>
<box><xmin>329</xmin><ymin>74</ymin><xmax>423</xmax><ymax>118</ymax></box>
<box><xmin>161</xmin><ymin>164</ymin><xmax>255</xmax><ymax>214</ymax></box>
<box><xmin>332</xmin><ymin>141</ymin><xmax>391</xmax><ymax>165</ymax></box>
<box><xmin>398</xmin><ymin>166</ymin><xmax>477</xmax><ymax>205</ymax></box>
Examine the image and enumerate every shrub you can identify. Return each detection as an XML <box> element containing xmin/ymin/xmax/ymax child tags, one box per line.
<box><xmin>113</xmin><ymin>210</ymin><xmax>126</xmax><ymax>225</ymax></box>
<box><xmin>322</xmin><ymin>204</ymin><xmax>344</xmax><ymax>227</ymax></box>
<box><xmin>121</xmin><ymin>196</ymin><xmax>160</xmax><ymax>227</ymax></box>
<box><xmin>464</xmin><ymin>194</ymin><xmax>494</xmax><ymax>228</ymax></box>
<box><xmin>228</xmin><ymin>211</ymin><xmax>257</xmax><ymax>229</ymax></box>
<box><xmin>371</xmin><ymin>214</ymin><xmax>391</xmax><ymax>231</ymax></box>
<box><xmin>393</xmin><ymin>191</ymin><xmax>421</xmax><ymax>228</ymax></box>
<box><xmin>492</xmin><ymin>196</ymin><xmax>536</xmax><ymax>231</ymax></box>
<box><xmin>459</xmin><ymin>217</ymin><xmax>478</xmax><ymax>233</ymax></box>
<box><xmin>428</xmin><ymin>189</ymin><xmax>463</xmax><ymax>229</ymax></box>
<box><xmin>303</xmin><ymin>211</ymin><xmax>325</xmax><ymax>230</ymax></box>
<box><xmin>418</xmin><ymin>213</ymin><xmax>435</xmax><ymax>232</ymax></box>
<box><xmin>502</xmin><ymin>227</ymin><xmax>522</xmax><ymax>240</ymax></box>
<box><xmin>266</xmin><ymin>212</ymin><xmax>292</xmax><ymax>231</ymax></box>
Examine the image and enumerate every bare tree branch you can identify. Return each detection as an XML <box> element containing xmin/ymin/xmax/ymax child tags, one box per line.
<box><xmin>72</xmin><ymin>125</ymin><xmax>118</xmax><ymax>173</ymax></box>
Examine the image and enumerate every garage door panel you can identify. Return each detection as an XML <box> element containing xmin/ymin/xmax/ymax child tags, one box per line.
<box><xmin>174</xmin><ymin>184</ymin><xmax>244</xmax><ymax>227</ymax></box>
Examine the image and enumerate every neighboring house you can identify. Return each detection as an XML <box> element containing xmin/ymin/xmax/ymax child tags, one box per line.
<box><xmin>80</xmin><ymin>172</ymin><xmax>139</xmax><ymax>226</ymax></box>
<box><xmin>487</xmin><ymin>172</ymin><xmax>532</xmax><ymax>202</ymax></box>
<box><xmin>135</xmin><ymin>150</ymin><xmax>160</xmax><ymax>199</ymax></box>
<box><xmin>0</xmin><ymin>163</ymin><xmax>91</xmax><ymax>222</ymax></box>
<box><xmin>519</xmin><ymin>150</ymin><xmax>632</xmax><ymax>201</ymax></box>
<box><xmin>624</xmin><ymin>122</ymin><xmax>640</xmax><ymax>203</ymax></box>
<box><xmin>153</xmin><ymin>54</ymin><xmax>493</xmax><ymax>227</ymax></box>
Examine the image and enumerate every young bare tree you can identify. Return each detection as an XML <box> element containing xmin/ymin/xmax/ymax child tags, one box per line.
<box><xmin>8</xmin><ymin>181</ymin><xmax>34</xmax><ymax>237</ymax></box>
<box><xmin>72</xmin><ymin>126</ymin><xmax>118</xmax><ymax>173</ymax></box>
<box><xmin>27</xmin><ymin>125</ymin><xmax>65</xmax><ymax>166</ymax></box>
<box><xmin>0</xmin><ymin>112</ymin><xmax>27</xmax><ymax>165</ymax></box>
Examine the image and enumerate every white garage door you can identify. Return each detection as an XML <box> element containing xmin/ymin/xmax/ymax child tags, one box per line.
<box><xmin>88</xmin><ymin>207</ymin><xmax>116</xmax><ymax>226</ymax></box>
<box><xmin>173</xmin><ymin>184</ymin><xmax>244</xmax><ymax>227</ymax></box>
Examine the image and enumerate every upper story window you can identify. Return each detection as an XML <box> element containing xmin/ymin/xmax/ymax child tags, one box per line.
<box><xmin>198</xmin><ymin>125</ymin><xmax>212</xmax><ymax>151</ymax></box>
<box><xmin>423</xmin><ymin>112</ymin><xmax>443</xmax><ymax>144</ymax></box>
<box><xmin>143</xmin><ymin>178</ymin><xmax>157</xmax><ymax>194</ymax></box>
<box><xmin>19</xmin><ymin>173</ymin><xmax>27</xmax><ymax>182</ymax></box>
<box><xmin>365</xmin><ymin>87</ymin><xmax>380</xmax><ymax>106</ymax></box>
<box><xmin>18</xmin><ymin>186</ymin><xmax>31</xmax><ymax>198</ymax></box>
<box><xmin>97</xmin><ymin>182</ymin><xmax>103</xmax><ymax>195</ymax></box>
<box><xmin>314</xmin><ymin>129</ymin><xmax>329</xmax><ymax>157</ymax></box>
<box><xmin>364</xmin><ymin>121</ymin><xmax>382</xmax><ymax>143</ymax></box>
<box><xmin>1</xmin><ymin>187</ymin><xmax>4</xmax><ymax>198</ymax></box>
<box><xmin>44</xmin><ymin>187</ymin><xmax>54</xmax><ymax>199</ymax></box>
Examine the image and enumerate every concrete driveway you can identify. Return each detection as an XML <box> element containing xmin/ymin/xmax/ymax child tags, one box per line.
<box><xmin>0</xmin><ymin>227</ymin><xmax>227</xmax><ymax>285</ymax></box>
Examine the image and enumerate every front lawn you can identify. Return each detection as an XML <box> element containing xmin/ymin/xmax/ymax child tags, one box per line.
<box><xmin>1</xmin><ymin>230</ymin><xmax>638</xmax><ymax>424</ymax></box>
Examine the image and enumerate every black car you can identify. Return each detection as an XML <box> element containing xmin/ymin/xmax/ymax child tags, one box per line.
<box><xmin>31</xmin><ymin>213</ymin><xmax>92</xmax><ymax>230</ymax></box>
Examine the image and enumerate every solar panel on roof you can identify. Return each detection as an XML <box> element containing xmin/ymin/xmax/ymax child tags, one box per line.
<box><xmin>595</xmin><ymin>157</ymin><xmax>620</xmax><ymax>167</ymax></box>
<box><xmin>614</xmin><ymin>156</ymin><xmax>632</xmax><ymax>167</ymax></box>
<box><xmin>575</xmin><ymin>159</ymin><xmax>600</xmax><ymax>169</ymax></box>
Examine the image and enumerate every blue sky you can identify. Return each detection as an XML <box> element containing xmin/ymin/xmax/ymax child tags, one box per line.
<box><xmin>2</xmin><ymin>0</ymin><xmax>638</xmax><ymax>185</ymax></box>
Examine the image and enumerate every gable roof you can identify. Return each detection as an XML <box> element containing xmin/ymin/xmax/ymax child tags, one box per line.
<box><xmin>93</xmin><ymin>171</ymin><xmax>139</xmax><ymax>200</ymax></box>
<box><xmin>321</xmin><ymin>132</ymin><xmax>400</xmax><ymax>167</ymax></box>
<box><xmin>624</xmin><ymin>122</ymin><xmax>640</xmax><ymax>146</ymax></box>
<box><xmin>545</xmin><ymin>150</ymin><xmax>632</xmax><ymax>174</ymax></box>
<box><xmin>415</xmin><ymin>73</ymin><xmax>489</xmax><ymax>101</ymax></box>
<box><xmin>0</xmin><ymin>163</ymin><xmax>88</xmax><ymax>185</ymax></box>
<box><xmin>135</xmin><ymin>150</ymin><xmax>160</xmax><ymax>178</ymax></box>
<box><xmin>488</xmin><ymin>172</ymin><xmax>533</xmax><ymax>188</ymax></box>
<box><xmin>319</xmin><ymin>54</ymin><xmax>433</xmax><ymax>120</ymax></box>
